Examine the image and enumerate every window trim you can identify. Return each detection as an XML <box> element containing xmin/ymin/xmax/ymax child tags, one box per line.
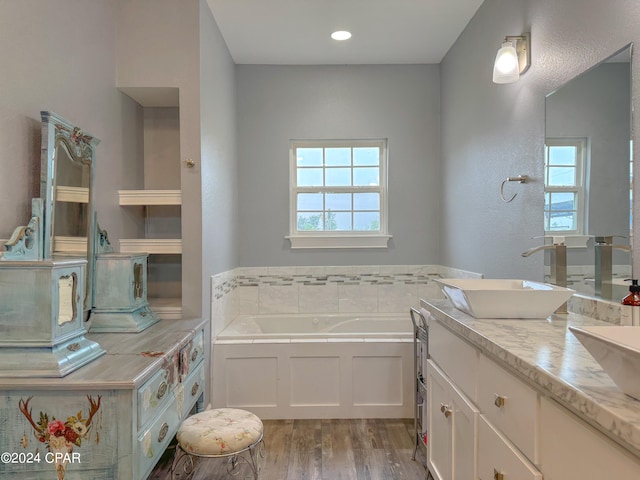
<box><xmin>544</xmin><ymin>137</ymin><xmax>589</xmax><ymax>236</ymax></box>
<box><xmin>287</xmin><ymin>139</ymin><xmax>391</xmax><ymax>249</ymax></box>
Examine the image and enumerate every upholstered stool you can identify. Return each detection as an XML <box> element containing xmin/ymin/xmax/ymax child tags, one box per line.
<box><xmin>171</xmin><ymin>407</ymin><xmax>264</xmax><ymax>479</ymax></box>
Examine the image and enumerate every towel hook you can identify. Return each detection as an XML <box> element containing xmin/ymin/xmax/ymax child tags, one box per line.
<box><xmin>500</xmin><ymin>175</ymin><xmax>528</xmax><ymax>203</ymax></box>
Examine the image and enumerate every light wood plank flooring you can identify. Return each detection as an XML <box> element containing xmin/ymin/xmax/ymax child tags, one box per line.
<box><xmin>148</xmin><ymin>418</ymin><xmax>428</xmax><ymax>480</ymax></box>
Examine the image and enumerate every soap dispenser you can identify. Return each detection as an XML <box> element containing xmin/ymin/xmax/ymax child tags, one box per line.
<box><xmin>622</xmin><ymin>279</ymin><xmax>640</xmax><ymax>326</ymax></box>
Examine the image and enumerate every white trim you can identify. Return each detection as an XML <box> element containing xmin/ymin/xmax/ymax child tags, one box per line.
<box><xmin>287</xmin><ymin>234</ymin><xmax>392</xmax><ymax>249</ymax></box>
<box><xmin>552</xmin><ymin>235</ymin><xmax>590</xmax><ymax>248</ymax></box>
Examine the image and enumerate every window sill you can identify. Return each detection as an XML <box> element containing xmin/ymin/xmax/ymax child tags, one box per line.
<box><xmin>286</xmin><ymin>234</ymin><xmax>392</xmax><ymax>249</ymax></box>
<box><xmin>544</xmin><ymin>235</ymin><xmax>590</xmax><ymax>248</ymax></box>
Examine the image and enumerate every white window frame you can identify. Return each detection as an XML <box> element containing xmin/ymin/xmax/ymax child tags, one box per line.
<box><xmin>287</xmin><ymin>139</ymin><xmax>391</xmax><ymax>249</ymax></box>
<box><xmin>544</xmin><ymin>137</ymin><xmax>588</xmax><ymax>237</ymax></box>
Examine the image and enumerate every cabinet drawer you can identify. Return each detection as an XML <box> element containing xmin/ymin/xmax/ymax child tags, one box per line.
<box><xmin>137</xmin><ymin>397</ymin><xmax>180</xmax><ymax>480</ymax></box>
<box><xmin>478</xmin><ymin>355</ymin><xmax>538</xmax><ymax>463</ymax></box>
<box><xmin>179</xmin><ymin>362</ymin><xmax>205</xmax><ymax>417</ymax></box>
<box><xmin>428</xmin><ymin>318</ymin><xmax>479</xmax><ymax>401</ymax></box>
<box><xmin>478</xmin><ymin>416</ymin><xmax>542</xmax><ymax>480</ymax></box>
<box><xmin>180</xmin><ymin>329</ymin><xmax>205</xmax><ymax>380</ymax></box>
<box><xmin>137</xmin><ymin>359</ymin><xmax>177</xmax><ymax>429</ymax></box>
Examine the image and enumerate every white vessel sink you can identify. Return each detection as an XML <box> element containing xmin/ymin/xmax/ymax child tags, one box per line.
<box><xmin>569</xmin><ymin>326</ymin><xmax>640</xmax><ymax>401</ymax></box>
<box><xmin>435</xmin><ymin>278</ymin><xmax>575</xmax><ymax>319</ymax></box>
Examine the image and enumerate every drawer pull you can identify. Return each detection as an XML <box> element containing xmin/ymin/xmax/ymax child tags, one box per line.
<box><xmin>191</xmin><ymin>382</ymin><xmax>200</xmax><ymax>396</ymax></box>
<box><xmin>494</xmin><ymin>468</ymin><xmax>505</xmax><ymax>480</ymax></box>
<box><xmin>157</xmin><ymin>381</ymin><xmax>168</xmax><ymax>400</ymax></box>
<box><xmin>494</xmin><ymin>394</ymin><xmax>506</xmax><ymax>408</ymax></box>
<box><xmin>191</xmin><ymin>349</ymin><xmax>198</xmax><ymax>362</ymax></box>
<box><xmin>158</xmin><ymin>422</ymin><xmax>169</xmax><ymax>443</ymax></box>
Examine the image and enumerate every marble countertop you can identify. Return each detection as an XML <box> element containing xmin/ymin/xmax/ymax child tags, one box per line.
<box><xmin>421</xmin><ymin>298</ymin><xmax>640</xmax><ymax>457</ymax></box>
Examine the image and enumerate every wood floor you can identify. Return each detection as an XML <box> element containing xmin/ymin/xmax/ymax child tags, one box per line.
<box><xmin>148</xmin><ymin>418</ymin><xmax>428</xmax><ymax>480</ymax></box>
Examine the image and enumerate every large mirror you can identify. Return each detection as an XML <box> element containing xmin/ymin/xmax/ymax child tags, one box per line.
<box><xmin>545</xmin><ymin>44</ymin><xmax>632</xmax><ymax>301</ymax></box>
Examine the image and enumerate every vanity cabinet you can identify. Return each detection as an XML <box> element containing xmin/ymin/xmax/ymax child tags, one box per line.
<box><xmin>427</xmin><ymin>359</ymin><xmax>478</xmax><ymax>480</ymax></box>
<box><xmin>424</xmin><ymin>300</ymin><xmax>640</xmax><ymax>480</ymax></box>
<box><xmin>427</xmin><ymin>316</ymin><xmax>542</xmax><ymax>480</ymax></box>
<box><xmin>0</xmin><ymin>317</ymin><xmax>207</xmax><ymax>480</ymax></box>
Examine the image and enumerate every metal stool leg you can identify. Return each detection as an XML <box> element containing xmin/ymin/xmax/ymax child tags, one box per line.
<box><xmin>171</xmin><ymin>444</ymin><xmax>196</xmax><ymax>480</ymax></box>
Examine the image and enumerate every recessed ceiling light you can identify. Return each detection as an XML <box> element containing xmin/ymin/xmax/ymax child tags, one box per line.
<box><xmin>331</xmin><ymin>30</ymin><xmax>352</xmax><ymax>41</ymax></box>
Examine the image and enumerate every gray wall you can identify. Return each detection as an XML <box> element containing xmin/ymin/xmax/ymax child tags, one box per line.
<box><xmin>199</xmin><ymin>0</ymin><xmax>239</xmax><ymax>300</ymax></box>
<box><xmin>440</xmin><ymin>0</ymin><xmax>640</xmax><ymax>280</ymax></box>
<box><xmin>0</xmin><ymin>0</ymin><xmax>143</xmax><ymax>245</ymax></box>
<box><xmin>0</xmin><ymin>0</ymin><xmax>237</xmax><ymax>322</ymax></box>
<box><xmin>236</xmin><ymin>64</ymin><xmax>441</xmax><ymax>267</ymax></box>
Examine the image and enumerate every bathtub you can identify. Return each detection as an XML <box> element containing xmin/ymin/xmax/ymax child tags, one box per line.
<box><xmin>212</xmin><ymin>313</ymin><xmax>414</xmax><ymax>419</ymax></box>
<box><xmin>217</xmin><ymin>312</ymin><xmax>413</xmax><ymax>339</ymax></box>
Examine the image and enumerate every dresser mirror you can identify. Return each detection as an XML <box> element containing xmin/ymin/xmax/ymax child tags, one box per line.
<box><xmin>42</xmin><ymin>111</ymin><xmax>99</xmax><ymax>317</ymax></box>
<box><xmin>544</xmin><ymin>44</ymin><xmax>632</xmax><ymax>301</ymax></box>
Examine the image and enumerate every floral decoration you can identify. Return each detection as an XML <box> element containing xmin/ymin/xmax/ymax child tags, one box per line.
<box><xmin>18</xmin><ymin>395</ymin><xmax>101</xmax><ymax>480</ymax></box>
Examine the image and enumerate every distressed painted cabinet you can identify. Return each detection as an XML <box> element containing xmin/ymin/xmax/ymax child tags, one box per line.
<box><xmin>0</xmin><ymin>317</ymin><xmax>207</xmax><ymax>480</ymax></box>
<box><xmin>91</xmin><ymin>252</ymin><xmax>160</xmax><ymax>332</ymax></box>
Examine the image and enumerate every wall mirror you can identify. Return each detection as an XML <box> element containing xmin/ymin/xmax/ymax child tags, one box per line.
<box><xmin>545</xmin><ymin>44</ymin><xmax>632</xmax><ymax>301</ymax></box>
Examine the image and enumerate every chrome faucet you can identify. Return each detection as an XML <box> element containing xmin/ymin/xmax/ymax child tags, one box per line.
<box><xmin>522</xmin><ymin>237</ymin><xmax>568</xmax><ymax>313</ymax></box>
<box><xmin>594</xmin><ymin>235</ymin><xmax>631</xmax><ymax>300</ymax></box>
<box><xmin>521</xmin><ymin>237</ymin><xmax>568</xmax><ymax>288</ymax></box>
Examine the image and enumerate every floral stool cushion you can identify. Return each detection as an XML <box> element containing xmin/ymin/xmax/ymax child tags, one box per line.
<box><xmin>176</xmin><ymin>408</ymin><xmax>263</xmax><ymax>456</ymax></box>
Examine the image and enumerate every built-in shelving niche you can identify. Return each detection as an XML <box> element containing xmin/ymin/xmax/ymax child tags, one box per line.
<box><xmin>117</xmin><ymin>87</ymin><xmax>182</xmax><ymax>320</ymax></box>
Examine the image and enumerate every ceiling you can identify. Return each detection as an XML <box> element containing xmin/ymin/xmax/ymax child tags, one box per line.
<box><xmin>206</xmin><ymin>0</ymin><xmax>485</xmax><ymax>65</ymax></box>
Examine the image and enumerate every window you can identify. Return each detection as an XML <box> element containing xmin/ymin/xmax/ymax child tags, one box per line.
<box><xmin>544</xmin><ymin>138</ymin><xmax>588</xmax><ymax>234</ymax></box>
<box><xmin>288</xmin><ymin>139</ymin><xmax>391</xmax><ymax>249</ymax></box>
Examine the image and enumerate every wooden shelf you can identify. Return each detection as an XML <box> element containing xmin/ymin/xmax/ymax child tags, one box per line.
<box><xmin>56</xmin><ymin>186</ymin><xmax>89</xmax><ymax>203</ymax></box>
<box><xmin>149</xmin><ymin>297</ymin><xmax>182</xmax><ymax>320</ymax></box>
<box><xmin>118</xmin><ymin>190</ymin><xmax>181</xmax><ymax>206</ymax></box>
<box><xmin>54</xmin><ymin>236</ymin><xmax>88</xmax><ymax>253</ymax></box>
<box><xmin>119</xmin><ymin>239</ymin><xmax>182</xmax><ymax>254</ymax></box>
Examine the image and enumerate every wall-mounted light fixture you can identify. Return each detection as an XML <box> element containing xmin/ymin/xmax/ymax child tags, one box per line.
<box><xmin>492</xmin><ymin>33</ymin><xmax>530</xmax><ymax>84</ymax></box>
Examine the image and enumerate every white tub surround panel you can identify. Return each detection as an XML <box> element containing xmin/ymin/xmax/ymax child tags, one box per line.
<box><xmin>422</xmin><ymin>298</ymin><xmax>640</xmax><ymax>472</ymax></box>
<box><xmin>212</xmin><ymin>339</ymin><xmax>413</xmax><ymax>419</ymax></box>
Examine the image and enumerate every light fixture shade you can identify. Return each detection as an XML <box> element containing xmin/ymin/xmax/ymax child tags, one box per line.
<box><xmin>331</xmin><ymin>30</ymin><xmax>352</xmax><ymax>41</ymax></box>
<box><xmin>493</xmin><ymin>41</ymin><xmax>520</xmax><ymax>84</ymax></box>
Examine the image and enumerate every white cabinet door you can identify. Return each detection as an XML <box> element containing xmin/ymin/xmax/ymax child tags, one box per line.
<box><xmin>428</xmin><ymin>360</ymin><xmax>453</xmax><ymax>480</ymax></box>
<box><xmin>428</xmin><ymin>360</ymin><xmax>479</xmax><ymax>480</ymax></box>
<box><xmin>540</xmin><ymin>397</ymin><xmax>640</xmax><ymax>479</ymax></box>
<box><xmin>452</xmin><ymin>381</ymin><xmax>478</xmax><ymax>480</ymax></box>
